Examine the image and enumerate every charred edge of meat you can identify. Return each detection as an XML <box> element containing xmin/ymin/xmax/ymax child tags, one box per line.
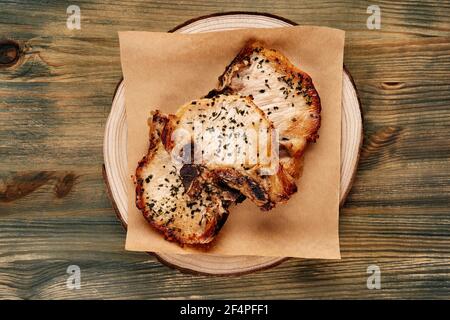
<box><xmin>204</xmin><ymin>87</ymin><xmax>235</xmax><ymax>99</ymax></box>
<box><xmin>301</xmin><ymin>77</ymin><xmax>321</xmax><ymax>142</ymax></box>
<box><xmin>151</xmin><ymin>110</ymin><xmax>175</xmax><ymax>149</ymax></box>
<box><xmin>180</xmin><ymin>164</ymin><xmax>246</xmax><ymax>208</ymax></box>
<box><xmin>214</xmin><ymin>168</ymin><xmax>275</xmax><ymax>210</ymax></box>
<box><xmin>217</xmin><ymin>180</ymin><xmax>247</xmax><ymax>206</ymax></box>
<box><xmin>277</xmin><ymin>165</ymin><xmax>298</xmax><ymax>200</ymax></box>
<box><xmin>217</xmin><ymin>39</ymin><xmax>259</xmax><ymax>88</ymax></box>
<box><xmin>245</xmin><ymin>176</ymin><xmax>267</xmax><ymax>201</ymax></box>
<box><xmin>214</xmin><ymin>211</ymin><xmax>229</xmax><ymax>235</ymax></box>
<box><xmin>179</xmin><ymin>164</ymin><xmax>201</xmax><ymax>191</ymax></box>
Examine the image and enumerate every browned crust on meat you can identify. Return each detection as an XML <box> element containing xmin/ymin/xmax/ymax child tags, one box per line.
<box><xmin>268</xmin><ymin>164</ymin><xmax>298</xmax><ymax>201</ymax></box>
<box><xmin>218</xmin><ymin>40</ymin><xmax>321</xmax><ymax>143</ymax></box>
<box><xmin>213</xmin><ymin>164</ymin><xmax>298</xmax><ymax>211</ymax></box>
<box><xmin>213</xmin><ymin>167</ymin><xmax>274</xmax><ymax>210</ymax></box>
<box><xmin>151</xmin><ymin>110</ymin><xmax>177</xmax><ymax>151</ymax></box>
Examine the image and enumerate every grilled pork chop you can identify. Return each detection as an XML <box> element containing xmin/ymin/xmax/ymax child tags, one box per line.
<box><xmin>156</xmin><ymin>94</ymin><xmax>297</xmax><ymax>210</ymax></box>
<box><xmin>215</xmin><ymin>40</ymin><xmax>321</xmax><ymax>178</ymax></box>
<box><xmin>135</xmin><ymin>113</ymin><xmax>242</xmax><ymax>245</ymax></box>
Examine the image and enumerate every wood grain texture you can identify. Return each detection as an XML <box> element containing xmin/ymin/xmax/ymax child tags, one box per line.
<box><xmin>0</xmin><ymin>0</ymin><xmax>449</xmax><ymax>299</ymax></box>
<box><xmin>103</xmin><ymin>16</ymin><xmax>362</xmax><ymax>275</ymax></box>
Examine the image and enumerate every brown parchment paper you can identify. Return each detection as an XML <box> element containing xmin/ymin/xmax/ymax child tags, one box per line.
<box><xmin>119</xmin><ymin>26</ymin><xmax>345</xmax><ymax>259</ymax></box>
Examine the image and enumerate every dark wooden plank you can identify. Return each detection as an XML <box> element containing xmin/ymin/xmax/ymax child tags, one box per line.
<box><xmin>0</xmin><ymin>255</ymin><xmax>449</xmax><ymax>299</ymax></box>
<box><xmin>0</xmin><ymin>0</ymin><xmax>449</xmax><ymax>299</ymax></box>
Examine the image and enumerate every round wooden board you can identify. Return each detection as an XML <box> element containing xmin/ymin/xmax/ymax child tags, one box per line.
<box><xmin>103</xmin><ymin>12</ymin><xmax>363</xmax><ymax>276</ymax></box>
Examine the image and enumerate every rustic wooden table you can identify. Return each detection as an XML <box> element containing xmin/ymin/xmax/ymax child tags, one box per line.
<box><xmin>0</xmin><ymin>0</ymin><xmax>449</xmax><ymax>299</ymax></box>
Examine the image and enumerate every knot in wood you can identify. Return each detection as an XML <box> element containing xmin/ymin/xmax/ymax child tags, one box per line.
<box><xmin>0</xmin><ymin>40</ymin><xmax>20</xmax><ymax>67</ymax></box>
